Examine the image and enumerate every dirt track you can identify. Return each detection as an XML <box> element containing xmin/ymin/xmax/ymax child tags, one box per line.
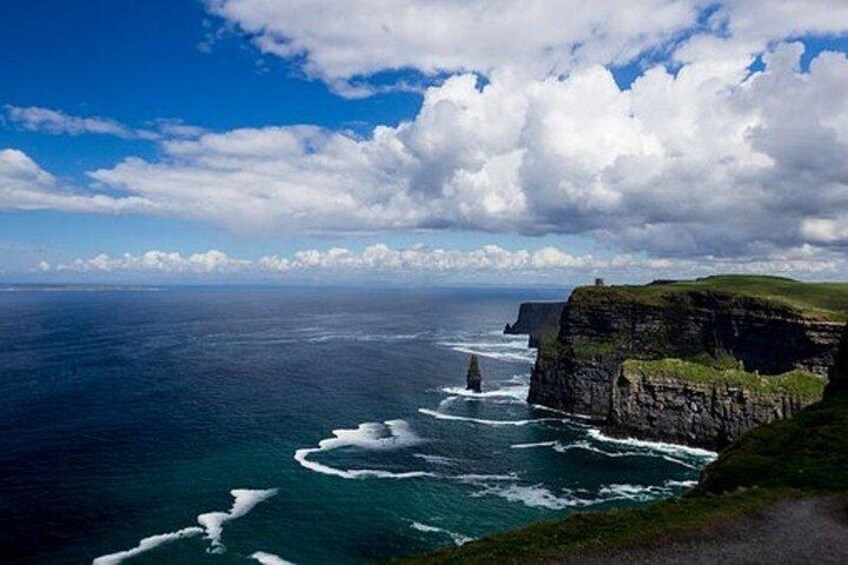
<box><xmin>564</xmin><ymin>497</ymin><xmax>848</xmax><ymax>564</ymax></box>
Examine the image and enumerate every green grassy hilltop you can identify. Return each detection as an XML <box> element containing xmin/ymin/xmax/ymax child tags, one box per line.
<box><xmin>588</xmin><ymin>275</ymin><xmax>848</xmax><ymax>322</ymax></box>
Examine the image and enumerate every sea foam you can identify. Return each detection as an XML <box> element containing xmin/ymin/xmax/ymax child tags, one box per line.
<box><xmin>197</xmin><ymin>489</ymin><xmax>279</xmax><ymax>554</ymax></box>
<box><xmin>92</xmin><ymin>527</ymin><xmax>204</xmax><ymax>565</ymax></box>
<box><xmin>410</xmin><ymin>522</ymin><xmax>474</xmax><ymax>546</ymax></box>
<box><xmin>418</xmin><ymin>408</ymin><xmax>561</xmax><ymax>427</ymax></box>
<box><xmin>250</xmin><ymin>551</ymin><xmax>297</xmax><ymax>564</ymax></box>
<box><xmin>586</xmin><ymin>429</ymin><xmax>717</xmax><ymax>459</ymax></box>
<box><xmin>293</xmin><ymin>419</ymin><xmax>434</xmax><ymax>480</ymax></box>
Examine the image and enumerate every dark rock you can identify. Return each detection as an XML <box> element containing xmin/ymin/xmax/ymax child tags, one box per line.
<box><xmin>826</xmin><ymin>324</ymin><xmax>848</xmax><ymax>398</ymax></box>
<box><xmin>606</xmin><ymin>365</ymin><xmax>811</xmax><ymax>450</ymax></box>
<box><xmin>466</xmin><ymin>354</ymin><xmax>482</xmax><ymax>393</ymax></box>
<box><xmin>504</xmin><ymin>301</ymin><xmax>566</xmax><ymax>349</ymax></box>
<box><xmin>528</xmin><ymin>284</ymin><xmax>842</xmax><ymax>446</ymax></box>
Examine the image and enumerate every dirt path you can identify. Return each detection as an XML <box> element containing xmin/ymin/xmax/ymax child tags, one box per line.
<box><xmin>564</xmin><ymin>497</ymin><xmax>848</xmax><ymax>564</ymax></box>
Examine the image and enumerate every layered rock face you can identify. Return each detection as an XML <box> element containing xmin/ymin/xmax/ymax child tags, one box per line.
<box><xmin>504</xmin><ymin>301</ymin><xmax>566</xmax><ymax>348</ymax></box>
<box><xmin>608</xmin><ymin>364</ymin><xmax>811</xmax><ymax>450</ymax></box>
<box><xmin>527</xmin><ymin>281</ymin><xmax>842</xmax><ymax>445</ymax></box>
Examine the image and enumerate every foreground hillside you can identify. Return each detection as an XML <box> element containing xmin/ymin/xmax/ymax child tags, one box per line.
<box><xmin>400</xmin><ymin>392</ymin><xmax>848</xmax><ymax>564</ymax></box>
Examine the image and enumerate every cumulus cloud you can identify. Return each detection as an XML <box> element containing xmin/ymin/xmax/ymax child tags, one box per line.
<box><xmin>4</xmin><ymin>2</ymin><xmax>848</xmax><ymax>264</ymax></box>
<box><xmin>205</xmin><ymin>1</ymin><xmax>848</xmax><ymax>92</ymax></box>
<box><xmin>0</xmin><ymin>149</ymin><xmax>150</xmax><ymax>212</ymax></box>
<box><xmin>206</xmin><ymin>0</ymin><xmax>702</xmax><ymax>94</ymax></box>
<box><xmin>77</xmin><ymin>43</ymin><xmax>848</xmax><ymax>256</ymax></box>
<box><xmin>52</xmin><ymin>243</ymin><xmax>848</xmax><ymax>281</ymax></box>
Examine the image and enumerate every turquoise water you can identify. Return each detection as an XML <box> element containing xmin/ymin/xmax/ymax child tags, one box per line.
<box><xmin>0</xmin><ymin>287</ymin><xmax>715</xmax><ymax>564</ymax></box>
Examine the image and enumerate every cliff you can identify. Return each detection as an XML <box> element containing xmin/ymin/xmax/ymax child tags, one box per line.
<box><xmin>504</xmin><ymin>301</ymin><xmax>566</xmax><ymax>348</ymax></box>
<box><xmin>528</xmin><ymin>275</ymin><xmax>848</xmax><ymax>446</ymax></box>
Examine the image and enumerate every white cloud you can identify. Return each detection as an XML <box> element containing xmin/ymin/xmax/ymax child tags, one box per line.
<box><xmin>4</xmin><ymin>106</ymin><xmax>206</xmax><ymax>141</ymax></box>
<box><xmin>206</xmin><ymin>0</ymin><xmax>702</xmax><ymax>94</ymax></box>
<box><xmin>4</xmin><ymin>105</ymin><xmax>156</xmax><ymax>139</ymax></box>
<box><xmin>52</xmin><ymin>243</ymin><xmax>848</xmax><ymax>281</ymax></box>
<box><xmin>205</xmin><ymin>1</ymin><xmax>848</xmax><ymax>94</ymax></box>
<box><xmin>3</xmin><ymin>2</ymin><xmax>848</xmax><ymax>265</ymax></box>
<box><xmin>0</xmin><ymin>149</ymin><xmax>150</xmax><ymax>212</ymax></box>
<box><xmin>75</xmin><ymin>44</ymin><xmax>848</xmax><ymax>256</ymax></box>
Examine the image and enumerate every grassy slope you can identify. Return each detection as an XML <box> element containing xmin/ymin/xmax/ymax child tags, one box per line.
<box><xmin>575</xmin><ymin>275</ymin><xmax>848</xmax><ymax>322</ymax></box>
<box><xmin>400</xmin><ymin>393</ymin><xmax>848</xmax><ymax>564</ymax></box>
<box><xmin>622</xmin><ymin>358</ymin><xmax>825</xmax><ymax>401</ymax></box>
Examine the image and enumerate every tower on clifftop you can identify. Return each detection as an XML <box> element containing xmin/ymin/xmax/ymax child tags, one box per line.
<box><xmin>466</xmin><ymin>354</ymin><xmax>483</xmax><ymax>393</ymax></box>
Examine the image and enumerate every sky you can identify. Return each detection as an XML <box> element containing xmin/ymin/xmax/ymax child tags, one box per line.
<box><xmin>2</xmin><ymin>0</ymin><xmax>848</xmax><ymax>285</ymax></box>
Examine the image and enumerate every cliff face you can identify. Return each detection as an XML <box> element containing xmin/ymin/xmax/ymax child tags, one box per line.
<box><xmin>504</xmin><ymin>301</ymin><xmax>566</xmax><ymax>348</ymax></box>
<box><xmin>608</xmin><ymin>362</ymin><xmax>813</xmax><ymax>450</ymax></box>
<box><xmin>527</xmin><ymin>278</ymin><xmax>843</xmax><ymax>445</ymax></box>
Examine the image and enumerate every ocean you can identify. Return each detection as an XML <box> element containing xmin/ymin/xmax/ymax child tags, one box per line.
<box><xmin>0</xmin><ymin>286</ymin><xmax>715</xmax><ymax>564</ymax></box>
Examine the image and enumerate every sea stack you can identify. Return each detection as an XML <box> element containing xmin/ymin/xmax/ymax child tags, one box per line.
<box><xmin>466</xmin><ymin>354</ymin><xmax>483</xmax><ymax>392</ymax></box>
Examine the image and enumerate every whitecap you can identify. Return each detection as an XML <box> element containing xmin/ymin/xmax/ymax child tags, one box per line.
<box><xmin>586</xmin><ymin>429</ymin><xmax>718</xmax><ymax>459</ymax></box>
<box><xmin>665</xmin><ymin>479</ymin><xmax>698</xmax><ymax>488</ymax></box>
<box><xmin>510</xmin><ymin>441</ymin><xmax>559</xmax><ymax>449</ymax></box>
<box><xmin>410</xmin><ymin>522</ymin><xmax>474</xmax><ymax>546</ymax></box>
<box><xmin>250</xmin><ymin>551</ymin><xmax>297</xmax><ymax>564</ymax></box>
<box><xmin>418</xmin><ymin>408</ymin><xmax>561</xmax><ymax>427</ymax></box>
<box><xmin>471</xmin><ymin>484</ymin><xmax>604</xmax><ymax>510</ymax></box>
<box><xmin>413</xmin><ymin>453</ymin><xmax>456</xmax><ymax>466</ymax></box>
<box><xmin>293</xmin><ymin>419</ymin><xmax>434</xmax><ymax>480</ymax></box>
<box><xmin>598</xmin><ymin>483</ymin><xmax>671</xmax><ymax>502</ymax></box>
<box><xmin>92</xmin><ymin>527</ymin><xmax>204</xmax><ymax>565</ymax></box>
<box><xmin>197</xmin><ymin>489</ymin><xmax>279</xmax><ymax>554</ymax></box>
<box><xmin>440</xmin><ymin>384</ymin><xmax>528</xmax><ymax>402</ymax></box>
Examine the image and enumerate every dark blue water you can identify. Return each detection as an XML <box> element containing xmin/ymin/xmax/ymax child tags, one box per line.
<box><xmin>0</xmin><ymin>287</ymin><xmax>714</xmax><ymax>564</ymax></box>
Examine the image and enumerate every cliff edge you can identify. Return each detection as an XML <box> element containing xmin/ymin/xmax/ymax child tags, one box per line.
<box><xmin>529</xmin><ymin>275</ymin><xmax>848</xmax><ymax>449</ymax></box>
<box><xmin>504</xmin><ymin>301</ymin><xmax>566</xmax><ymax>348</ymax></box>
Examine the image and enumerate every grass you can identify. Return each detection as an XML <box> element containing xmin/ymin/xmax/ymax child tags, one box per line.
<box><xmin>696</xmin><ymin>393</ymin><xmax>848</xmax><ymax>494</ymax></box>
<box><xmin>400</xmin><ymin>393</ymin><xmax>848</xmax><ymax>564</ymax></box>
<box><xmin>573</xmin><ymin>275</ymin><xmax>848</xmax><ymax>322</ymax></box>
<box><xmin>397</xmin><ymin>489</ymin><xmax>799</xmax><ymax>564</ymax></box>
<box><xmin>621</xmin><ymin>358</ymin><xmax>826</xmax><ymax>401</ymax></box>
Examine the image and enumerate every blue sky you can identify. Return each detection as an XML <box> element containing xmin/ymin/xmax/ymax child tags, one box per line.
<box><xmin>2</xmin><ymin>1</ymin><xmax>848</xmax><ymax>283</ymax></box>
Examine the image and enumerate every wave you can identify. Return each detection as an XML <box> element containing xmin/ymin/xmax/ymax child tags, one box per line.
<box><xmin>92</xmin><ymin>527</ymin><xmax>204</xmax><ymax>565</ymax></box>
<box><xmin>511</xmin><ymin>438</ymin><xmax>711</xmax><ymax>470</ymax></box>
<box><xmin>306</xmin><ymin>332</ymin><xmax>424</xmax><ymax>343</ymax></box>
<box><xmin>250</xmin><ymin>551</ymin><xmax>297</xmax><ymax>565</ymax></box>
<box><xmin>197</xmin><ymin>489</ymin><xmax>279</xmax><ymax>554</ymax></box>
<box><xmin>437</xmin><ymin>333</ymin><xmax>536</xmax><ymax>363</ymax></box>
<box><xmin>410</xmin><ymin>522</ymin><xmax>474</xmax><ymax>546</ymax></box>
<box><xmin>471</xmin><ymin>483</ymin><xmax>604</xmax><ymax>510</ymax></box>
<box><xmin>413</xmin><ymin>453</ymin><xmax>457</xmax><ymax>466</ymax></box>
<box><xmin>418</xmin><ymin>408</ymin><xmax>562</xmax><ymax>427</ymax></box>
<box><xmin>586</xmin><ymin>429</ymin><xmax>718</xmax><ymax>459</ymax></box>
<box><xmin>440</xmin><ymin>384</ymin><xmax>528</xmax><ymax>402</ymax></box>
<box><xmin>293</xmin><ymin>419</ymin><xmax>435</xmax><ymax>480</ymax></box>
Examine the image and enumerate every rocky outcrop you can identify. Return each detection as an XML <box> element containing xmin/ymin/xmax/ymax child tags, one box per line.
<box><xmin>826</xmin><ymin>324</ymin><xmax>848</xmax><ymax>398</ymax></box>
<box><xmin>526</xmin><ymin>278</ymin><xmax>844</xmax><ymax>445</ymax></box>
<box><xmin>466</xmin><ymin>354</ymin><xmax>482</xmax><ymax>392</ymax></box>
<box><xmin>529</xmin><ymin>286</ymin><xmax>841</xmax><ymax>417</ymax></box>
<box><xmin>504</xmin><ymin>301</ymin><xmax>566</xmax><ymax>348</ymax></box>
<box><xmin>607</xmin><ymin>362</ymin><xmax>814</xmax><ymax>450</ymax></box>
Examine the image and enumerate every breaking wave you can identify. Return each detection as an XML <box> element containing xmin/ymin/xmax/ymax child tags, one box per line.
<box><xmin>93</xmin><ymin>488</ymin><xmax>279</xmax><ymax>563</ymax></box>
<box><xmin>92</xmin><ymin>527</ymin><xmax>204</xmax><ymax>565</ymax></box>
<box><xmin>418</xmin><ymin>408</ymin><xmax>562</xmax><ymax>427</ymax></box>
<box><xmin>410</xmin><ymin>522</ymin><xmax>474</xmax><ymax>546</ymax></box>
<box><xmin>293</xmin><ymin>419</ymin><xmax>435</xmax><ymax>480</ymax></box>
<box><xmin>197</xmin><ymin>489</ymin><xmax>279</xmax><ymax>554</ymax></box>
<box><xmin>250</xmin><ymin>551</ymin><xmax>297</xmax><ymax>565</ymax></box>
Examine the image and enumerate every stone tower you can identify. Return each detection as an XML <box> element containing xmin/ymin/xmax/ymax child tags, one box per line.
<box><xmin>466</xmin><ymin>354</ymin><xmax>482</xmax><ymax>392</ymax></box>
